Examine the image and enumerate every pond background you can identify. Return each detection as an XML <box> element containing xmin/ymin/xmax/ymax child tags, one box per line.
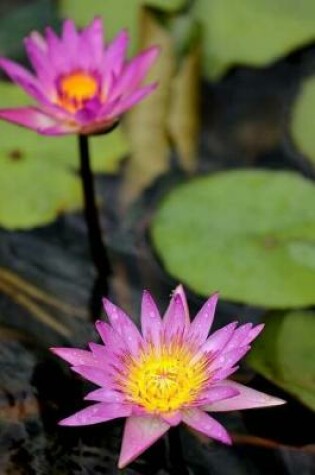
<box><xmin>0</xmin><ymin>1</ymin><xmax>314</xmax><ymax>474</ymax></box>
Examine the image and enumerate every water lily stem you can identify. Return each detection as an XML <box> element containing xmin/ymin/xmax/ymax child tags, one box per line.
<box><xmin>167</xmin><ymin>426</ymin><xmax>189</xmax><ymax>475</ymax></box>
<box><xmin>78</xmin><ymin>134</ymin><xmax>112</xmax><ymax>298</ymax></box>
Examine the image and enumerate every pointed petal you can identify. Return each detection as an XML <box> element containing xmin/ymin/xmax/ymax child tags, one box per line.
<box><xmin>212</xmin><ymin>365</ymin><xmax>239</xmax><ymax>382</ymax></box>
<box><xmin>200</xmin><ymin>322</ymin><xmax>238</xmax><ymax>356</ymax></box>
<box><xmin>102</xmin><ymin>30</ymin><xmax>129</xmax><ymax>82</ymax></box>
<box><xmin>0</xmin><ymin>57</ymin><xmax>45</xmax><ymax>101</ymax></box>
<box><xmin>71</xmin><ymin>365</ymin><xmax>110</xmax><ymax>387</ymax></box>
<box><xmin>141</xmin><ymin>290</ymin><xmax>162</xmax><ymax>345</ymax></box>
<box><xmin>224</xmin><ymin>323</ymin><xmax>253</xmax><ymax>352</ymax></box>
<box><xmin>203</xmin><ymin>381</ymin><xmax>286</xmax><ymax>412</ymax></box>
<box><xmin>247</xmin><ymin>323</ymin><xmax>265</xmax><ymax>344</ymax></box>
<box><xmin>189</xmin><ymin>292</ymin><xmax>219</xmax><ymax>346</ymax></box>
<box><xmin>95</xmin><ymin>320</ymin><xmax>128</xmax><ymax>354</ymax></box>
<box><xmin>106</xmin><ymin>83</ymin><xmax>157</xmax><ymax>119</ymax></box>
<box><xmin>101</xmin><ymin>300</ymin><xmax>142</xmax><ymax>354</ymax></box>
<box><xmin>84</xmin><ymin>387</ymin><xmax>125</xmax><ymax>403</ymax></box>
<box><xmin>61</xmin><ymin>19</ymin><xmax>79</xmax><ymax>67</ymax></box>
<box><xmin>59</xmin><ymin>402</ymin><xmax>131</xmax><ymax>426</ymax></box>
<box><xmin>24</xmin><ymin>36</ymin><xmax>55</xmax><ymax>92</ymax></box>
<box><xmin>211</xmin><ymin>346</ymin><xmax>251</xmax><ymax>371</ymax></box>
<box><xmin>183</xmin><ymin>409</ymin><xmax>232</xmax><ymax>445</ymax></box>
<box><xmin>163</xmin><ymin>292</ymin><xmax>188</xmax><ymax>340</ymax></box>
<box><xmin>51</xmin><ymin>347</ymin><xmax>97</xmax><ymax>366</ymax></box>
<box><xmin>172</xmin><ymin>285</ymin><xmax>190</xmax><ymax>324</ymax></box>
<box><xmin>118</xmin><ymin>416</ymin><xmax>169</xmax><ymax>469</ymax></box>
<box><xmin>0</xmin><ymin>107</ymin><xmax>73</xmax><ymax>134</ymax></box>
<box><xmin>110</xmin><ymin>46</ymin><xmax>159</xmax><ymax>101</ymax></box>
<box><xmin>199</xmin><ymin>385</ymin><xmax>239</xmax><ymax>405</ymax></box>
<box><xmin>81</xmin><ymin>16</ymin><xmax>104</xmax><ymax>66</ymax></box>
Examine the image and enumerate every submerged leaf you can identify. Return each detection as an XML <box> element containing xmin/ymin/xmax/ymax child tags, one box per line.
<box><xmin>247</xmin><ymin>310</ymin><xmax>315</xmax><ymax>410</ymax></box>
<box><xmin>151</xmin><ymin>169</ymin><xmax>315</xmax><ymax>308</ymax></box>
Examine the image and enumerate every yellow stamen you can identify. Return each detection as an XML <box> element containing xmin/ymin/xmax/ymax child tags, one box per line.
<box><xmin>122</xmin><ymin>344</ymin><xmax>208</xmax><ymax>413</ymax></box>
<box><xmin>58</xmin><ymin>71</ymin><xmax>99</xmax><ymax>113</ymax></box>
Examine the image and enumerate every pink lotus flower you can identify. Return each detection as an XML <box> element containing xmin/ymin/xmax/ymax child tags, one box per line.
<box><xmin>0</xmin><ymin>18</ymin><xmax>159</xmax><ymax>135</ymax></box>
<box><xmin>51</xmin><ymin>286</ymin><xmax>285</xmax><ymax>468</ymax></box>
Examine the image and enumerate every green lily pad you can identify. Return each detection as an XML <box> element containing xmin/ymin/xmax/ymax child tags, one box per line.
<box><xmin>0</xmin><ymin>82</ymin><xmax>128</xmax><ymax>229</ymax></box>
<box><xmin>290</xmin><ymin>76</ymin><xmax>315</xmax><ymax>167</ymax></box>
<box><xmin>194</xmin><ymin>0</ymin><xmax>315</xmax><ymax>79</ymax></box>
<box><xmin>151</xmin><ymin>169</ymin><xmax>315</xmax><ymax>308</ymax></box>
<box><xmin>60</xmin><ymin>0</ymin><xmax>186</xmax><ymax>54</ymax></box>
<box><xmin>0</xmin><ymin>153</ymin><xmax>82</xmax><ymax>230</ymax></box>
<box><xmin>247</xmin><ymin>310</ymin><xmax>315</xmax><ymax>410</ymax></box>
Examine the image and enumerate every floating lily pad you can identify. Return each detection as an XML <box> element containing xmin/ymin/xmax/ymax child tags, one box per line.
<box><xmin>151</xmin><ymin>170</ymin><xmax>315</xmax><ymax>308</ymax></box>
<box><xmin>290</xmin><ymin>76</ymin><xmax>315</xmax><ymax>167</ymax></box>
<box><xmin>247</xmin><ymin>310</ymin><xmax>315</xmax><ymax>410</ymax></box>
<box><xmin>194</xmin><ymin>0</ymin><xmax>315</xmax><ymax>79</ymax></box>
<box><xmin>0</xmin><ymin>153</ymin><xmax>82</xmax><ymax>230</ymax></box>
<box><xmin>0</xmin><ymin>82</ymin><xmax>128</xmax><ymax>229</ymax></box>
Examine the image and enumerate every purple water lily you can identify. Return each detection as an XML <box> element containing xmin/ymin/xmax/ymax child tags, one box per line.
<box><xmin>52</xmin><ymin>285</ymin><xmax>285</xmax><ymax>468</ymax></box>
<box><xmin>0</xmin><ymin>17</ymin><xmax>159</xmax><ymax>135</ymax></box>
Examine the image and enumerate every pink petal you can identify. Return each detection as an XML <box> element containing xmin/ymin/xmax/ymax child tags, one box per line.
<box><xmin>0</xmin><ymin>57</ymin><xmax>46</xmax><ymax>101</ymax></box>
<box><xmin>102</xmin><ymin>29</ymin><xmax>129</xmax><ymax>87</ymax></box>
<box><xmin>110</xmin><ymin>46</ymin><xmax>159</xmax><ymax>101</ymax></box>
<box><xmin>118</xmin><ymin>415</ymin><xmax>170</xmax><ymax>469</ymax></box>
<box><xmin>163</xmin><ymin>292</ymin><xmax>188</xmax><ymax>340</ymax></box>
<box><xmin>172</xmin><ymin>284</ymin><xmax>190</xmax><ymax>324</ymax></box>
<box><xmin>24</xmin><ymin>37</ymin><xmax>55</xmax><ymax>92</ymax></box>
<box><xmin>224</xmin><ymin>323</ymin><xmax>253</xmax><ymax>352</ymax></box>
<box><xmin>183</xmin><ymin>408</ymin><xmax>232</xmax><ymax>445</ymax></box>
<box><xmin>247</xmin><ymin>323</ymin><xmax>265</xmax><ymax>344</ymax></box>
<box><xmin>81</xmin><ymin>17</ymin><xmax>104</xmax><ymax>67</ymax></box>
<box><xmin>59</xmin><ymin>402</ymin><xmax>131</xmax><ymax>426</ymax></box>
<box><xmin>210</xmin><ymin>346</ymin><xmax>251</xmax><ymax>371</ymax></box>
<box><xmin>84</xmin><ymin>387</ymin><xmax>125</xmax><ymax>403</ymax></box>
<box><xmin>50</xmin><ymin>347</ymin><xmax>97</xmax><ymax>366</ymax></box>
<box><xmin>161</xmin><ymin>412</ymin><xmax>182</xmax><ymax>426</ymax></box>
<box><xmin>189</xmin><ymin>292</ymin><xmax>219</xmax><ymax>346</ymax></box>
<box><xmin>101</xmin><ymin>300</ymin><xmax>142</xmax><ymax>354</ymax></box>
<box><xmin>61</xmin><ymin>19</ymin><xmax>79</xmax><ymax>67</ymax></box>
<box><xmin>71</xmin><ymin>365</ymin><xmax>110</xmax><ymax>387</ymax></box>
<box><xmin>212</xmin><ymin>365</ymin><xmax>239</xmax><ymax>382</ymax></box>
<box><xmin>0</xmin><ymin>107</ymin><xmax>75</xmax><ymax>134</ymax></box>
<box><xmin>200</xmin><ymin>322</ymin><xmax>238</xmax><ymax>356</ymax></box>
<box><xmin>140</xmin><ymin>290</ymin><xmax>162</xmax><ymax>345</ymax></box>
<box><xmin>199</xmin><ymin>385</ymin><xmax>239</xmax><ymax>405</ymax></box>
<box><xmin>45</xmin><ymin>27</ymin><xmax>69</xmax><ymax>72</ymax></box>
<box><xmin>95</xmin><ymin>320</ymin><xmax>128</xmax><ymax>354</ymax></box>
<box><xmin>89</xmin><ymin>342</ymin><xmax>107</xmax><ymax>358</ymax></box>
<box><xmin>203</xmin><ymin>381</ymin><xmax>286</xmax><ymax>412</ymax></box>
<box><xmin>106</xmin><ymin>83</ymin><xmax>157</xmax><ymax>119</ymax></box>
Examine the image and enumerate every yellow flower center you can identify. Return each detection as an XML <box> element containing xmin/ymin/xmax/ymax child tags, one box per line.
<box><xmin>122</xmin><ymin>344</ymin><xmax>208</xmax><ymax>413</ymax></box>
<box><xmin>58</xmin><ymin>71</ymin><xmax>99</xmax><ymax>113</ymax></box>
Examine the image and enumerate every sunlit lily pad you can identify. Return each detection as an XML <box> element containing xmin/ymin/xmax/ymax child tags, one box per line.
<box><xmin>151</xmin><ymin>170</ymin><xmax>315</xmax><ymax>308</ymax></box>
<box><xmin>195</xmin><ymin>0</ymin><xmax>315</xmax><ymax>79</ymax></box>
<box><xmin>290</xmin><ymin>76</ymin><xmax>315</xmax><ymax>166</ymax></box>
<box><xmin>0</xmin><ymin>82</ymin><xmax>128</xmax><ymax>229</ymax></box>
<box><xmin>247</xmin><ymin>310</ymin><xmax>315</xmax><ymax>410</ymax></box>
